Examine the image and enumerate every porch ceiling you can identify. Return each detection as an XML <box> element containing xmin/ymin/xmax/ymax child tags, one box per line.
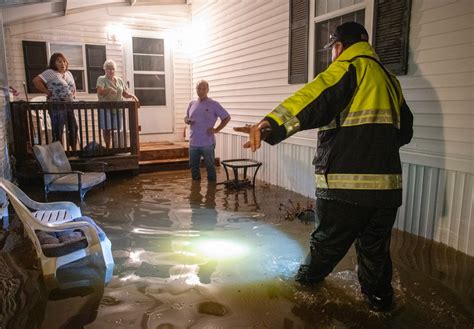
<box><xmin>1</xmin><ymin>0</ymin><xmax>188</xmax><ymax>25</ymax></box>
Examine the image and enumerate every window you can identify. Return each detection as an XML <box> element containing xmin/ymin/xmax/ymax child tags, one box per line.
<box><xmin>312</xmin><ymin>0</ymin><xmax>366</xmax><ymax>76</ymax></box>
<box><xmin>22</xmin><ymin>41</ymin><xmax>47</xmax><ymax>93</ymax></box>
<box><xmin>85</xmin><ymin>45</ymin><xmax>107</xmax><ymax>93</ymax></box>
<box><xmin>288</xmin><ymin>0</ymin><xmax>411</xmax><ymax>83</ymax></box>
<box><xmin>50</xmin><ymin>44</ymin><xmax>86</xmax><ymax>92</ymax></box>
<box><xmin>132</xmin><ymin>37</ymin><xmax>166</xmax><ymax>106</ymax></box>
<box><xmin>288</xmin><ymin>0</ymin><xmax>309</xmax><ymax>84</ymax></box>
<box><xmin>22</xmin><ymin>41</ymin><xmax>106</xmax><ymax>94</ymax></box>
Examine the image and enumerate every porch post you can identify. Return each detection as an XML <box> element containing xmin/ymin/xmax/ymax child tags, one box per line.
<box><xmin>0</xmin><ymin>11</ymin><xmax>12</xmax><ymax>180</ymax></box>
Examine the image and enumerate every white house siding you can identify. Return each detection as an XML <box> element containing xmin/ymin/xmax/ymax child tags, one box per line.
<box><xmin>193</xmin><ymin>0</ymin><xmax>474</xmax><ymax>256</ymax></box>
<box><xmin>3</xmin><ymin>3</ymin><xmax>191</xmax><ymax>142</ymax></box>
<box><xmin>191</xmin><ymin>0</ymin><xmax>316</xmax><ymax>196</ymax></box>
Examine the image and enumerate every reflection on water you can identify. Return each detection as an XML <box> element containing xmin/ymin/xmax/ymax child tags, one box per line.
<box><xmin>1</xmin><ymin>170</ymin><xmax>473</xmax><ymax>328</ymax></box>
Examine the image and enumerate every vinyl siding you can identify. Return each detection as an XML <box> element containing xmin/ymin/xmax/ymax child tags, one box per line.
<box><xmin>193</xmin><ymin>0</ymin><xmax>473</xmax><ymax>256</ymax></box>
<box><xmin>3</xmin><ymin>4</ymin><xmax>192</xmax><ymax>142</ymax></box>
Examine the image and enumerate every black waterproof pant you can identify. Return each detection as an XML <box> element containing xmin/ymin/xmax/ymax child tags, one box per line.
<box><xmin>304</xmin><ymin>198</ymin><xmax>398</xmax><ymax>298</ymax></box>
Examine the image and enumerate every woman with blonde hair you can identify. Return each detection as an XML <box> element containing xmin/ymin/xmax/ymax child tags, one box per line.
<box><xmin>96</xmin><ymin>59</ymin><xmax>138</xmax><ymax>148</ymax></box>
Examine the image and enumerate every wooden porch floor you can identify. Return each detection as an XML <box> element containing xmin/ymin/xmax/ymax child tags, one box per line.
<box><xmin>138</xmin><ymin>141</ymin><xmax>220</xmax><ymax>173</ymax></box>
<box><xmin>138</xmin><ymin>141</ymin><xmax>190</xmax><ymax>172</ymax></box>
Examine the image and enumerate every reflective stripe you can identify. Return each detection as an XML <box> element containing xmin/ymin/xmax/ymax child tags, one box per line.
<box><xmin>319</xmin><ymin>120</ymin><xmax>337</xmax><ymax>131</ymax></box>
<box><xmin>341</xmin><ymin>108</ymin><xmax>394</xmax><ymax>127</ymax></box>
<box><xmin>268</xmin><ymin>104</ymin><xmax>293</xmax><ymax>125</ymax></box>
<box><xmin>284</xmin><ymin>117</ymin><xmax>301</xmax><ymax>137</ymax></box>
<box><xmin>315</xmin><ymin>173</ymin><xmax>402</xmax><ymax>190</ymax></box>
<box><xmin>267</xmin><ymin>104</ymin><xmax>301</xmax><ymax>137</ymax></box>
<box><xmin>320</xmin><ymin>109</ymin><xmax>397</xmax><ymax>131</ymax></box>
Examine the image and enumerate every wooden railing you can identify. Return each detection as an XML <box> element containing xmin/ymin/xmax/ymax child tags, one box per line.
<box><xmin>10</xmin><ymin>101</ymin><xmax>140</xmax><ymax>169</ymax></box>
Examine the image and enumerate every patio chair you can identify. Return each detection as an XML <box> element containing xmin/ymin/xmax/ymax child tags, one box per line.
<box><xmin>33</xmin><ymin>141</ymin><xmax>107</xmax><ymax>201</ymax></box>
<box><xmin>0</xmin><ymin>178</ymin><xmax>114</xmax><ymax>287</ymax></box>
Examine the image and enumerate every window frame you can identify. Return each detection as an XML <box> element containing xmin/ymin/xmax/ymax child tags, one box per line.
<box><xmin>23</xmin><ymin>41</ymin><xmax>106</xmax><ymax>94</ymax></box>
<box><xmin>124</xmin><ymin>30</ymin><xmax>173</xmax><ymax>110</ymax></box>
<box><xmin>308</xmin><ymin>0</ymin><xmax>374</xmax><ymax>79</ymax></box>
<box><xmin>48</xmin><ymin>42</ymin><xmax>87</xmax><ymax>92</ymax></box>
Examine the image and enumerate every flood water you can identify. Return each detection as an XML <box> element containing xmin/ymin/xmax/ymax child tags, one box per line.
<box><xmin>0</xmin><ymin>169</ymin><xmax>473</xmax><ymax>329</ymax></box>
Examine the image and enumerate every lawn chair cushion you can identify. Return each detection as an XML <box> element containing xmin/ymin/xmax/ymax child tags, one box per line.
<box><xmin>48</xmin><ymin>172</ymin><xmax>106</xmax><ymax>192</ymax></box>
<box><xmin>33</xmin><ymin>141</ymin><xmax>72</xmax><ymax>185</ymax></box>
<box><xmin>35</xmin><ymin>216</ymin><xmax>106</xmax><ymax>257</ymax></box>
<box><xmin>72</xmin><ymin>216</ymin><xmax>106</xmax><ymax>241</ymax></box>
<box><xmin>36</xmin><ymin>230</ymin><xmax>88</xmax><ymax>257</ymax></box>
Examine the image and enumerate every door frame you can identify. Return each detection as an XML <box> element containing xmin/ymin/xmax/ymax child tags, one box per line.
<box><xmin>123</xmin><ymin>29</ymin><xmax>175</xmax><ymax>135</ymax></box>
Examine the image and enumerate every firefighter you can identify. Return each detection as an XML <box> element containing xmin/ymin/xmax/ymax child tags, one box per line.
<box><xmin>235</xmin><ymin>22</ymin><xmax>413</xmax><ymax>311</ymax></box>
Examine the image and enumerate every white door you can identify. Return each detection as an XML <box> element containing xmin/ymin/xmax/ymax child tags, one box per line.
<box><xmin>125</xmin><ymin>34</ymin><xmax>174</xmax><ymax>135</ymax></box>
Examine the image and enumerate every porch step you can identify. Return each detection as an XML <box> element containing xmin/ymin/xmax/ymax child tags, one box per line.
<box><xmin>139</xmin><ymin>157</ymin><xmax>189</xmax><ymax>165</ymax></box>
<box><xmin>139</xmin><ymin>158</ymin><xmax>190</xmax><ymax>173</ymax></box>
<box><xmin>139</xmin><ymin>141</ymin><xmax>188</xmax><ymax>162</ymax></box>
<box><xmin>139</xmin><ymin>141</ymin><xmax>189</xmax><ymax>173</ymax></box>
<box><xmin>138</xmin><ymin>141</ymin><xmax>220</xmax><ymax>173</ymax></box>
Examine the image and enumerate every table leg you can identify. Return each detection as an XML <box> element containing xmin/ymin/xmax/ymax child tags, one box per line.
<box><xmin>232</xmin><ymin>167</ymin><xmax>239</xmax><ymax>184</ymax></box>
<box><xmin>252</xmin><ymin>163</ymin><xmax>262</xmax><ymax>187</ymax></box>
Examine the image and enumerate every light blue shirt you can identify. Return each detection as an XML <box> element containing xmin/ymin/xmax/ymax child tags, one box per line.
<box><xmin>186</xmin><ymin>98</ymin><xmax>229</xmax><ymax>147</ymax></box>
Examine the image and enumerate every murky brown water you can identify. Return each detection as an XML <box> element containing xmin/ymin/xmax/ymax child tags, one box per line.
<box><xmin>0</xmin><ymin>169</ymin><xmax>473</xmax><ymax>329</ymax></box>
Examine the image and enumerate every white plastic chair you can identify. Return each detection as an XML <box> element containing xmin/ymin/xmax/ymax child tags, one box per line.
<box><xmin>0</xmin><ymin>178</ymin><xmax>114</xmax><ymax>287</ymax></box>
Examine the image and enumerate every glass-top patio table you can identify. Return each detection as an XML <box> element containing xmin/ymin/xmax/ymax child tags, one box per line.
<box><xmin>220</xmin><ymin>159</ymin><xmax>262</xmax><ymax>188</ymax></box>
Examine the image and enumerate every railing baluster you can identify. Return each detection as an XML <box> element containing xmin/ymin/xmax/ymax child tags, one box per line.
<box><xmin>97</xmin><ymin>104</ymin><xmax>103</xmax><ymax>150</ymax></box>
<box><xmin>42</xmin><ymin>104</ymin><xmax>49</xmax><ymax>144</ymax></box>
<box><xmin>121</xmin><ymin>104</ymin><xmax>128</xmax><ymax>148</ymax></box>
<box><xmin>129</xmin><ymin>101</ymin><xmax>139</xmax><ymax>157</ymax></box>
<box><xmin>114</xmin><ymin>103</ymin><xmax>119</xmax><ymax>149</ymax></box>
<box><xmin>90</xmin><ymin>102</ymin><xmax>96</xmax><ymax>150</ymax></box>
<box><xmin>78</xmin><ymin>105</ymin><xmax>83</xmax><ymax>152</ymax></box>
<box><xmin>33</xmin><ymin>105</ymin><xmax>42</xmax><ymax>145</ymax></box>
<box><xmin>111</xmin><ymin>104</ymin><xmax>115</xmax><ymax>150</ymax></box>
<box><xmin>85</xmin><ymin>104</ymin><xmax>90</xmax><ymax>148</ymax></box>
<box><xmin>26</xmin><ymin>103</ymin><xmax>35</xmax><ymax>148</ymax></box>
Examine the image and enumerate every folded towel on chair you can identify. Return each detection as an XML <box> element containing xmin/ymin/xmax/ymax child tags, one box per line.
<box><xmin>72</xmin><ymin>216</ymin><xmax>106</xmax><ymax>241</ymax></box>
<box><xmin>36</xmin><ymin>216</ymin><xmax>106</xmax><ymax>257</ymax></box>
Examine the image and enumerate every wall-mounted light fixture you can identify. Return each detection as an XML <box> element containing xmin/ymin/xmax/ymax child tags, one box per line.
<box><xmin>107</xmin><ymin>31</ymin><xmax>117</xmax><ymax>41</ymax></box>
<box><xmin>106</xmin><ymin>24</ymin><xmax>125</xmax><ymax>42</ymax></box>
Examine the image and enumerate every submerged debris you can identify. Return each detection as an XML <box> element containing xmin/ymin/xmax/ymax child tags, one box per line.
<box><xmin>279</xmin><ymin>199</ymin><xmax>315</xmax><ymax>223</ymax></box>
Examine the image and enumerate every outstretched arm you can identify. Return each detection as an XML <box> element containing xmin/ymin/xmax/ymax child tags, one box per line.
<box><xmin>233</xmin><ymin>120</ymin><xmax>271</xmax><ymax>152</ymax></box>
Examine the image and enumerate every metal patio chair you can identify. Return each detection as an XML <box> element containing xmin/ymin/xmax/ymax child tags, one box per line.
<box><xmin>33</xmin><ymin>141</ymin><xmax>106</xmax><ymax>201</ymax></box>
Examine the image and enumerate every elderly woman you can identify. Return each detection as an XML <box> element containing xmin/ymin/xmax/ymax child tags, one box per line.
<box><xmin>33</xmin><ymin>52</ymin><xmax>78</xmax><ymax>151</ymax></box>
<box><xmin>96</xmin><ymin>59</ymin><xmax>138</xmax><ymax>149</ymax></box>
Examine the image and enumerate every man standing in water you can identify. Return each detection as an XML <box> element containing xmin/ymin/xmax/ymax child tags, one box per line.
<box><xmin>235</xmin><ymin>22</ymin><xmax>413</xmax><ymax>311</ymax></box>
<box><xmin>185</xmin><ymin>80</ymin><xmax>231</xmax><ymax>182</ymax></box>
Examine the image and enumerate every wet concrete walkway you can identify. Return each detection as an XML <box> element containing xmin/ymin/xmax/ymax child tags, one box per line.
<box><xmin>0</xmin><ymin>170</ymin><xmax>473</xmax><ymax>328</ymax></box>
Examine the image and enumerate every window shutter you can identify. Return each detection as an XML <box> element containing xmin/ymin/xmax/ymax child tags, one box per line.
<box><xmin>85</xmin><ymin>44</ymin><xmax>106</xmax><ymax>93</ymax></box>
<box><xmin>22</xmin><ymin>41</ymin><xmax>47</xmax><ymax>93</ymax></box>
<box><xmin>288</xmin><ymin>0</ymin><xmax>309</xmax><ymax>84</ymax></box>
<box><xmin>373</xmin><ymin>0</ymin><xmax>412</xmax><ymax>75</ymax></box>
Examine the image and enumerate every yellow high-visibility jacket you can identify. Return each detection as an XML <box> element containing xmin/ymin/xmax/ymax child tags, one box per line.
<box><xmin>264</xmin><ymin>42</ymin><xmax>413</xmax><ymax>207</ymax></box>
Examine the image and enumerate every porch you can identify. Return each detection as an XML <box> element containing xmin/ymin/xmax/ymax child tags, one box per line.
<box><xmin>9</xmin><ymin>101</ymin><xmax>191</xmax><ymax>178</ymax></box>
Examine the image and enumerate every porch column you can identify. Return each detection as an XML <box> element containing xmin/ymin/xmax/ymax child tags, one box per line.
<box><xmin>0</xmin><ymin>11</ymin><xmax>12</xmax><ymax>180</ymax></box>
